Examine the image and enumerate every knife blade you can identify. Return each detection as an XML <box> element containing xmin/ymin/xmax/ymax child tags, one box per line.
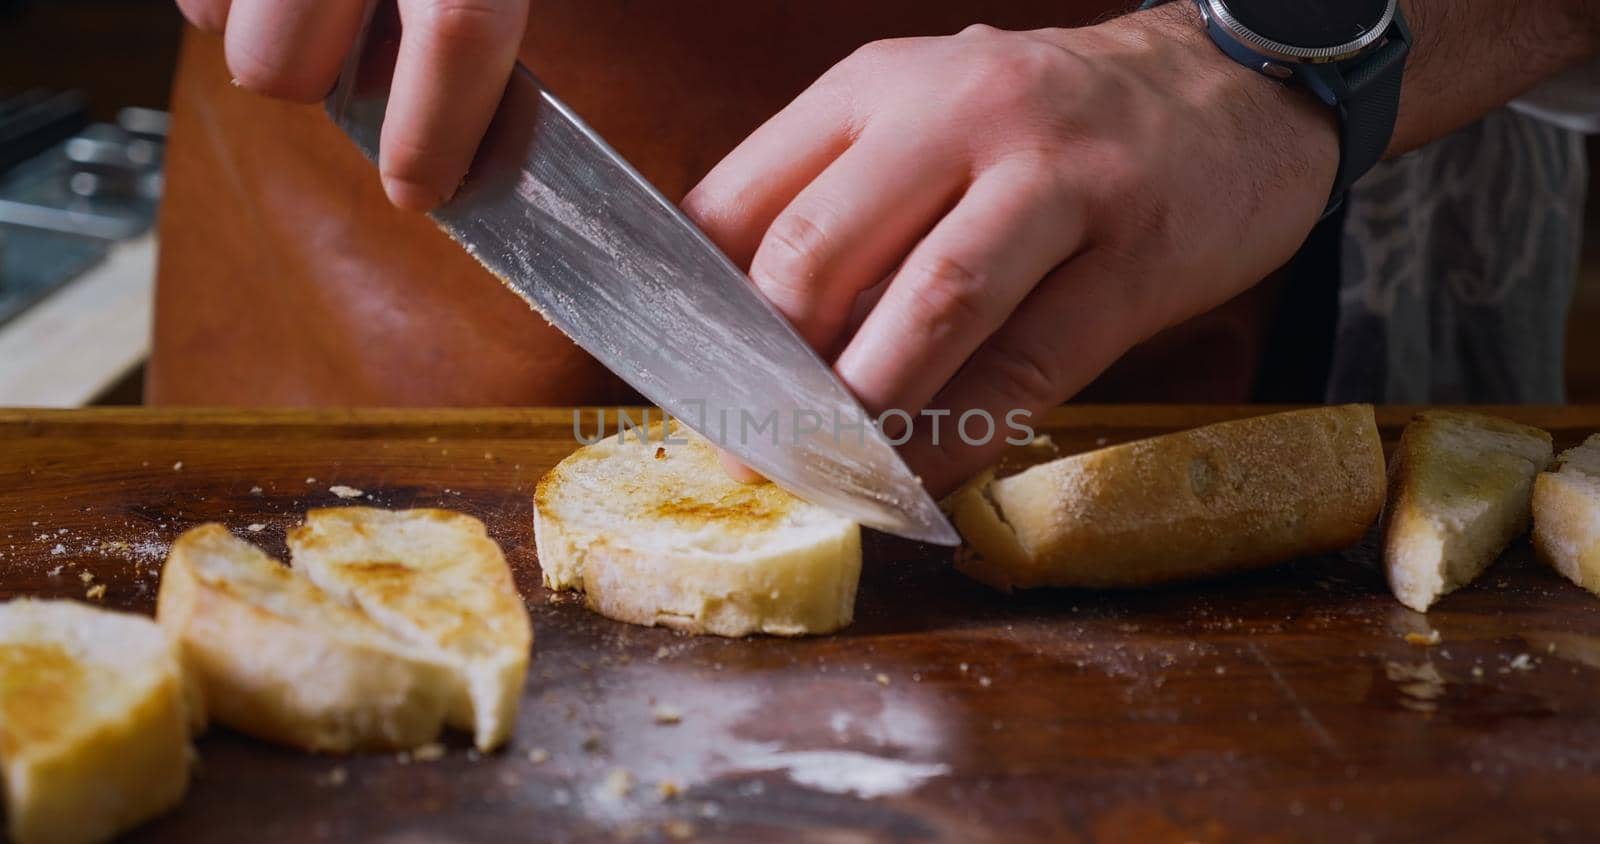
<box><xmin>325</xmin><ymin>2</ymin><xmax>958</xmax><ymax>546</ymax></box>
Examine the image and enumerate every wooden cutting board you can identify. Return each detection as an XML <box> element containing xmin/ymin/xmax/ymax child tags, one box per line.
<box><xmin>2</xmin><ymin>406</ymin><xmax>1598</xmax><ymax>843</ymax></box>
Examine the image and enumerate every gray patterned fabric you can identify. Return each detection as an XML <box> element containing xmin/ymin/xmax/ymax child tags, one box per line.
<box><xmin>1328</xmin><ymin>109</ymin><xmax>1588</xmax><ymax>403</ymax></box>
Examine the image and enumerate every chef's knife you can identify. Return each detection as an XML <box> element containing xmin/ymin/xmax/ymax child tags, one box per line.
<box><xmin>325</xmin><ymin>2</ymin><xmax>958</xmax><ymax>546</ymax></box>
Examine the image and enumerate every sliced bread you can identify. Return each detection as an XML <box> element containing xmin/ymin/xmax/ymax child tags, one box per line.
<box><xmin>288</xmin><ymin>508</ymin><xmax>532</xmax><ymax>751</ymax></box>
<box><xmin>1533</xmin><ymin>434</ymin><xmax>1600</xmax><ymax>596</ymax></box>
<box><xmin>949</xmin><ymin>405</ymin><xmax>1387</xmax><ymax>590</ymax></box>
<box><xmin>535</xmin><ymin>426</ymin><xmax>861</xmax><ymax>637</ymax></box>
<box><xmin>1</xmin><ymin>599</ymin><xmax>196</xmax><ymax>844</ymax></box>
<box><xmin>1383</xmin><ymin>411</ymin><xmax>1553</xmax><ymax>611</ymax></box>
<box><xmin>157</xmin><ymin>524</ymin><xmax>453</xmax><ymax>752</ymax></box>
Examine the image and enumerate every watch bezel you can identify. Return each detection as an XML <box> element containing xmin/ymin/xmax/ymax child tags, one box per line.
<box><xmin>1202</xmin><ymin>0</ymin><xmax>1397</xmax><ymax>64</ymax></box>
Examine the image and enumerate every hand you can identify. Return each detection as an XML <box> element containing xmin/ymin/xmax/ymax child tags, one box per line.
<box><xmin>175</xmin><ymin>0</ymin><xmax>529</xmax><ymax>210</ymax></box>
<box><xmin>685</xmin><ymin>5</ymin><xmax>1338</xmax><ymax>497</ymax></box>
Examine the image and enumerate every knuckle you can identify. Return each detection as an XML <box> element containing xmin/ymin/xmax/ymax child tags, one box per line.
<box><xmin>751</xmin><ymin>212</ymin><xmax>835</xmax><ymax>298</ymax></box>
<box><xmin>905</xmin><ymin>255</ymin><xmax>995</xmax><ymax>330</ymax></box>
<box><xmin>982</xmin><ymin>340</ymin><xmax>1064</xmax><ymax>403</ymax></box>
<box><xmin>414</xmin><ymin>0</ymin><xmax>513</xmax><ymax>50</ymax></box>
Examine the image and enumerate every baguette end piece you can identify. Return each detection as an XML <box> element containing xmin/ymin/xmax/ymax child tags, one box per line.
<box><xmin>952</xmin><ymin>406</ymin><xmax>1387</xmax><ymax>590</ymax></box>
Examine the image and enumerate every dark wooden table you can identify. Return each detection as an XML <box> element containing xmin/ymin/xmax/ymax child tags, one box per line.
<box><xmin>3</xmin><ymin>406</ymin><xmax>1598</xmax><ymax>843</ymax></box>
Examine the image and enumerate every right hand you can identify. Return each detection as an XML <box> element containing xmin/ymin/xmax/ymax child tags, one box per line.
<box><xmin>176</xmin><ymin>0</ymin><xmax>530</xmax><ymax>211</ymax></box>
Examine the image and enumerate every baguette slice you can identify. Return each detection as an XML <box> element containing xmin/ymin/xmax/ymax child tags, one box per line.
<box><xmin>288</xmin><ymin>508</ymin><xmax>532</xmax><ymax>751</ymax></box>
<box><xmin>535</xmin><ymin>425</ymin><xmax>861</xmax><ymax>637</ymax></box>
<box><xmin>950</xmin><ymin>405</ymin><xmax>1387</xmax><ymax>591</ymax></box>
<box><xmin>1533</xmin><ymin>434</ymin><xmax>1600</xmax><ymax>596</ymax></box>
<box><xmin>1</xmin><ymin>599</ymin><xmax>195</xmax><ymax>844</ymax></box>
<box><xmin>157</xmin><ymin>524</ymin><xmax>453</xmax><ymax>752</ymax></box>
<box><xmin>1383</xmin><ymin>411</ymin><xmax>1553</xmax><ymax>611</ymax></box>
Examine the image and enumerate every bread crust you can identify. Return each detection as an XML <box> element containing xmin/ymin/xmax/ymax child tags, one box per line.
<box><xmin>951</xmin><ymin>406</ymin><xmax>1387</xmax><ymax>590</ymax></box>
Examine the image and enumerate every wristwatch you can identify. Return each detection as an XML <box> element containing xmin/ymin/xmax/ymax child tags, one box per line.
<box><xmin>1140</xmin><ymin>0</ymin><xmax>1411</xmax><ymax>215</ymax></box>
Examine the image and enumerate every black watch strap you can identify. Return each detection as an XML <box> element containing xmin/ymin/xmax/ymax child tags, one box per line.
<box><xmin>1330</xmin><ymin>35</ymin><xmax>1407</xmax><ymax>208</ymax></box>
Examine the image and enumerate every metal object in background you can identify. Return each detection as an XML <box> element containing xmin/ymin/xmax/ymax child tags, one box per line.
<box><xmin>326</xmin><ymin>0</ymin><xmax>957</xmax><ymax>545</ymax></box>
<box><xmin>0</xmin><ymin>92</ymin><xmax>166</xmax><ymax>328</ymax></box>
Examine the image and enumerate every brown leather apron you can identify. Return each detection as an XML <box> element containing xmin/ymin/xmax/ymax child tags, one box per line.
<box><xmin>149</xmin><ymin>1</ymin><xmax>1280</xmax><ymax>407</ymax></box>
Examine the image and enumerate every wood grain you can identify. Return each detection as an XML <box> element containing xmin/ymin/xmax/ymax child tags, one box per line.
<box><xmin>2</xmin><ymin>406</ymin><xmax>1599</xmax><ymax>843</ymax></box>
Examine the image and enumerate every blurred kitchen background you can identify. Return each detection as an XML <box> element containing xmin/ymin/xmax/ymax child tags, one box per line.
<box><xmin>2</xmin><ymin>0</ymin><xmax>1599</xmax><ymax>406</ymax></box>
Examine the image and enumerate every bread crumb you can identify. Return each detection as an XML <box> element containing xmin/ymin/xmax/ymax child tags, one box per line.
<box><xmin>978</xmin><ymin>676</ymin><xmax>992</xmax><ymax>688</ymax></box>
<box><xmin>1471</xmin><ymin>666</ymin><xmax>1484</xmax><ymax>679</ymax></box>
<box><xmin>249</xmin><ymin>486</ymin><xmax>264</xmax><ymax>495</ymax></box>
<box><xmin>1405</xmin><ymin>630</ymin><xmax>1442</xmax><ymax>646</ymax></box>
<box><xmin>658</xmin><ymin>779</ymin><xmax>681</xmax><ymax>800</ymax></box>
<box><xmin>329</xmin><ymin>485</ymin><xmax>365</xmax><ymax>499</ymax></box>
<box><xmin>317</xmin><ymin>766</ymin><xmax>348</xmax><ymax>787</ymax></box>
<box><xmin>654</xmin><ymin>646</ymin><xmax>671</xmax><ymax>660</ymax></box>
<box><xmin>527</xmin><ymin>748</ymin><xmax>550</xmax><ymax>764</ymax></box>
<box><xmin>959</xmin><ymin>663</ymin><xmax>969</xmax><ymax>673</ymax></box>
<box><xmin>663</xmin><ymin>820</ymin><xmax>693</xmax><ymax>840</ymax></box>
<box><xmin>412</xmin><ymin>742</ymin><xmax>446</xmax><ymax>762</ymax></box>
<box><xmin>50</xmin><ymin>544</ymin><xmax>65</xmax><ymax>556</ymax></box>
<box><xmin>653</xmin><ymin>705</ymin><xmax>682</xmax><ymax>725</ymax></box>
<box><xmin>79</xmin><ymin>571</ymin><xmax>94</xmax><ymax>584</ymax></box>
<box><xmin>581</xmin><ymin>733</ymin><xmax>603</xmax><ymax>753</ymax></box>
<box><xmin>875</xmin><ymin>673</ymin><xmax>890</xmax><ymax>686</ymax></box>
<box><xmin>605</xmin><ymin>767</ymin><xmax>634</xmax><ymax>797</ymax></box>
<box><xmin>46</xmin><ymin>565</ymin><xmax>62</xmax><ymax>576</ymax></box>
<box><xmin>173</xmin><ymin>461</ymin><xmax>183</xmax><ymax>471</ymax></box>
<box><xmin>1509</xmin><ymin>654</ymin><xmax>1534</xmax><ymax>671</ymax></box>
<box><xmin>246</xmin><ymin>523</ymin><xmax>267</xmax><ymax>533</ymax></box>
<box><xmin>85</xmin><ymin>584</ymin><xmax>106</xmax><ymax>601</ymax></box>
<box><xmin>655</xmin><ymin>447</ymin><xmax>667</xmax><ymax>460</ymax></box>
<box><xmin>306</xmin><ymin>477</ymin><xmax>317</xmax><ymax>484</ymax></box>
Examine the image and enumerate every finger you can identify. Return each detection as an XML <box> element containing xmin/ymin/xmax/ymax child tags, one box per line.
<box><xmin>715</xmin><ymin>448</ymin><xmax>767</xmax><ymax>485</ymax></box>
<box><xmin>900</xmin><ymin>250</ymin><xmax>1151</xmax><ymax>497</ymax></box>
<box><xmin>680</xmin><ymin>81</ymin><xmax>856</xmax><ymax>270</ymax></box>
<box><xmin>224</xmin><ymin>0</ymin><xmax>365</xmax><ymax>102</ymax></box>
<box><xmin>833</xmin><ymin>162</ymin><xmax>1086</xmax><ymax>419</ymax></box>
<box><xmin>745</xmin><ymin>133</ymin><xmax>967</xmax><ymax>352</ymax></box>
<box><xmin>383</xmin><ymin>0</ymin><xmax>530</xmax><ymax>210</ymax></box>
<box><xmin>176</xmin><ymin>0</ymin><xmax>232</xmax><ymax>33</ymax></box>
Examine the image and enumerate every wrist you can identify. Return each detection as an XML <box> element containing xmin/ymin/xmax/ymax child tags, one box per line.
<box><xmin>1102</xmin><ymin>1</ymin><xmax>1340</xmax><ymax>201</ymax></box>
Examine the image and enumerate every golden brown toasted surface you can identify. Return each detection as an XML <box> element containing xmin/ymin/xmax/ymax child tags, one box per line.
<box><xmin>0</xmin><ymin>642</ymin><xmax>84</xmax><ymax>755</ymax></box>
<box><xmin>289</xmin><ymin>507</ymin><xmax>529</xmax><ymax>657</ymax></box>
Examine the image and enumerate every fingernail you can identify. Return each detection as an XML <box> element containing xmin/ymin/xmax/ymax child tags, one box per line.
<box><xmin>381</xmin><ymin>175</ymin><xmax>444</xmax><ymax>212</ymax></box>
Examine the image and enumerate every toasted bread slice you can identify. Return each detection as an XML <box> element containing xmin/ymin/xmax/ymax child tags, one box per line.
<box><xmin>1</xmin><ymin>599</ymin><xmax>195</xmax><ymax>844</ymax></box>
<box><xmin>949</xmin><ymin>406</ymin><xmax>1387</xmax><ymax>590</ymax></box>
<box><xmin>157</xmin><ymin>524</ymin><xmax>452</xmax><ymax>752</ymax></box>
<box><xmin>288</xmin><ymin>508</ymin><xmax>531</xmax><ymax>751</ymax></box>
<box><xmin>535</xmin><ymin>426</ymin><xmax>861</xmax><ymax>637</ymax></box>
<box><xmin>1383</xmin><ymin>411</ymin><xmax>1553</xmax><ymax>611</ymax></box>
<box><xmin>1533</xmin><ymin>435</ymin><xmax>1600</xmax><ymax>596</ymax></box>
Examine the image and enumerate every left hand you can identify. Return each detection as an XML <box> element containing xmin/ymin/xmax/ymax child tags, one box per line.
<box><xmin>684</xmin><ymin>6</ymin><xmax>1337</xmax><ymax>496</ymax></box>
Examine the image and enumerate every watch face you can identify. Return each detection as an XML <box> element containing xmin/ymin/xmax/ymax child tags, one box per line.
<box><xmin>1217</xmin><ymin>0</ymin><xmax>1391</xmax><ymax>50</ymax></box>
